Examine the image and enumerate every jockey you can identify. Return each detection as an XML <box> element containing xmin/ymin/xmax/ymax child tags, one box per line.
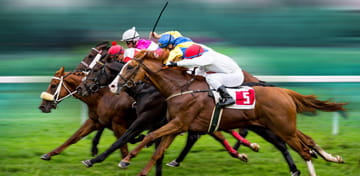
<box><xmin>107</xmin><ymin>41</ymin><xmax>124</xmax><ymax>61</ymax></box>
<box><xmin>122</xmin><ymin>27</ymin><xmax>158</xmax><ymax>62</ymax></box>
<box><xmin>150</xmin><ymin>31</ymin><xmax>196</xmax><ymax>63</ymax></box>
<box><xmin>152</xmin><ymin>31</ymin><xmax>244</xmax><ymax>107</ymax></box>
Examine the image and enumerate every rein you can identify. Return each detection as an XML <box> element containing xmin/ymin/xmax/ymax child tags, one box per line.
<box><xmin>40</xmin><ymin>72</ymin><xmax>78</xmax><ymax>104</ymax></box>
<box><xmin>51</xmin><ymin>74</ymin><xmax>78</xmax><ymax>104</ymax></box>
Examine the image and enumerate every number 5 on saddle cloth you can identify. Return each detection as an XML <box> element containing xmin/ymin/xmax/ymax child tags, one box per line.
<box><xmin>209</xmin><ymin>86</ymin><xmax>255</xmax><ymax>133</ymax></box>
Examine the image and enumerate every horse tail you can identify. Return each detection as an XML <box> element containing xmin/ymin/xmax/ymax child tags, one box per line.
<box><xmin>284</xmin><ymin>88</ymin><xmax>347</xmax><ymax>113</ymax></box>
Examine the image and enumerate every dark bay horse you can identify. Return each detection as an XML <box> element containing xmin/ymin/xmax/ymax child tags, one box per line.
<box><xmin>115</xmin><ymin>49</ymin><xmax>346</xmax><ymax>176</ymax></box>
<box><xmin>78</xmin><ymin>54</ymin><xmax>323</xmax><ymax>176</ymax></box>
<box><xmin>78</xmin><ymin>56</ymin><xmax>260</xmax><ymax>168</ymax></box>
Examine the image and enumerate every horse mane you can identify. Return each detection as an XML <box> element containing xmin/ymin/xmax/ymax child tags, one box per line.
<box><xmin>135</xmin><ymin>49</ymin><xmax>169</xmax><ymax>63</ymax></box>
<box><xmin>96</xmin><ymin>41</ymin><xmax>110</xmax><ymax>47</ymax></box>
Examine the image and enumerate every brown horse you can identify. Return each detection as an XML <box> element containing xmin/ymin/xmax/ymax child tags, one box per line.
<box><xmin>38</xmin><ymin>42</ymin><xmax>119</xmax><ymax>159</ymax></box>
<box><xmin>116</xmin><ymin>49</ymin><xmax>346</xmax><ymax>176</ymax></box>
<box><xmin>38</xmin><ymin>67</ymin><xmax>137</xmax><ymax>160</ymax></box>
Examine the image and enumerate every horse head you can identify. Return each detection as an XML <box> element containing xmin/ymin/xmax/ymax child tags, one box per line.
<box><xmin>74</xmin><ymin>41</ymin><xmax>110</xmax><ymax>72</ymax></box>
<box><xmin>78</xmin><ymin>54</ymin><xmax>125</xmax><ymax>96</ymax></box>
<box><xmin>115</xmin><ymin>49</ymin><xmax>173</xmax><ymax>94</ymax></box>
<box><xmin>39</xmin><ymin>67</ymin><xmax>84</xmax><ymax>113</ymax></box>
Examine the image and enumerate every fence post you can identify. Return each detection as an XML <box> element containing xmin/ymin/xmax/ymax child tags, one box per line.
<box><xmin>332</xmin><ymin>112</ymin><xmax>339</xmax><ymax>135</ymax></box>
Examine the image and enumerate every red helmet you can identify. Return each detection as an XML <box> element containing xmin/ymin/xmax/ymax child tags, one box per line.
<box><xmin>108</xmin><ymin>41</ymin><xmax>124</xmax><ymax>56</ymax></box>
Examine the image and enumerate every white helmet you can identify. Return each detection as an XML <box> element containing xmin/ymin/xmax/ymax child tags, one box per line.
<box><xmin>121</xmin><ymin>27</ymin><xmax>140</xmax><ymax>42</ymax></box>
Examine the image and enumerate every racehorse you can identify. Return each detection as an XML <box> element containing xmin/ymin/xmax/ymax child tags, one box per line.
<box><xmin>38</xmin><ymin>66</ymin><xmax>140</xmax><ymax>159</ymax></box>
<box><xmin>38</xmin><ymin>42</ymin><xmax>131</xmax><ymax>160</ymax></box>
<box><xmin>77</xmin><ymin>53</ymin><xmax>333</xmax><ymax>176</ymax></box>
<box><xmin>115</xmin><ymin>49</ymin><xmax>346</xmax><ymax>176</ymax></box>
<box><xmin>78</xmin><ymin>56</ymin><xmax>260</xmax><ymax>168</ymax></box>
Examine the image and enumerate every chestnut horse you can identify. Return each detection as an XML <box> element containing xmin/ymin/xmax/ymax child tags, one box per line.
<box><xmin>39</xmin><ymin>66</ymin><xmax>139</xmax><ymax>159</ymax></box>
<box><xmin>78</xmin><ymin>54</ymin><xmax>334</xmax><ymax>176</ymax></box>
<box><xmin>115</xmin><ymin>49</ymin><xmax>346</xmax><ymax>176</ymax></box>
<box><xmin>38</xmin><ymin>42</ymin><xmax>128</xmax><ymax>160</ymax></box>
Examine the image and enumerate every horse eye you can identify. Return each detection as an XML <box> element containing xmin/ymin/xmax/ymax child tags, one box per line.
<box><xmin>127</xmin><ymin>65</ymin><xmax>133</xmax><ymax>70</ymax></box>
<box><xmin>50</xmin><ymin>84</ymin><xmax>57</xmax><ymax>88</ymax></box>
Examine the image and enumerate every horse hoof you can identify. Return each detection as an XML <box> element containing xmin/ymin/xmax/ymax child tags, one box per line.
<box><xmin>118</xmin><ymin>161</ymin><xmax>130</xmax><ymax>168</ymax></box>
<box><xmin>166</xmin><ymin>160</ymin><xmax>180</xmax><ymax>167</ymax></box>
<box><xmin>40</xmin><ymin>154</ymin><xmax>51</xmax><ymax>160</ymax></box>
<box><xmin>238</xmin><ymin>153</ymin><xmax>248</xmax><ymax>162</ymax></box>
<box><xmin>291</xmin><ymin>170</ymin><xmax>301</xmax><ymax>176</ymax></box>
<box><xmin>336</xmin><ymin>155</ymin><xmax>344</xmax><ymax>163</ymax></box>
<box><xmin>250</xmin><ymin>143</ymin><xmax>260</xmax><ymax>152</ymax></box>
<box><xmin>81</xmin><ymin>160</ymin><xmax>93</xmax><ymax>167</ymax></box>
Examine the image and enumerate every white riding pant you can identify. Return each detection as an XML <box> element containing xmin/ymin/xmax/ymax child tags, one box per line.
<box><xmin>205</xmin><ymin>71</ymin><xmax>244</xmax><ymax>90</ymax></box>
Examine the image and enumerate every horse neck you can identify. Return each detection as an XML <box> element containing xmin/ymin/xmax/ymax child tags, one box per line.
<box><xmin>142</xmin><ymin>61</ymin><xmax>199</xmax><ymax>98</ymax></box>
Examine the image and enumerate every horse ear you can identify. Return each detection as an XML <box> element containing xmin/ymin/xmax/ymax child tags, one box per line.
<box><xmin>56</xmin><ymin>67</ymin><xmax>65</xmax><ymax>75</ymax></box>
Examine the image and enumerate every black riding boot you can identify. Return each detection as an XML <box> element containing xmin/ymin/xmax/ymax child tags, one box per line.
<box><xmin>217</xmin><ymin>85</ymin><xmax>235</xmax><ymax>107</ymax></box>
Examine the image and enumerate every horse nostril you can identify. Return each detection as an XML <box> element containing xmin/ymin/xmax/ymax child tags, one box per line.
<box><xmin>76</xmin><ymin>86</ymin><xmax>82</xmax><ymax>92</ymax></box>
<box><xmin>39</xmin><ymin>105</ymin><xmax>45</xmax><ymax>111</ymax></box>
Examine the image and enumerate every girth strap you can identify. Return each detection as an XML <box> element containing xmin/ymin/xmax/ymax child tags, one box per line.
<box><xmin>165</xmin><ymin>89</ymin><xmax>215</xmax><ymax>101</ymax></box>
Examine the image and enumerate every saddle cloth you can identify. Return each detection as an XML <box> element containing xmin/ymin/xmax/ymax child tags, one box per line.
<box><xmin>213</xmin><ymin>86</ymin><xmax>256</xmax><ymax>109</ymax></box>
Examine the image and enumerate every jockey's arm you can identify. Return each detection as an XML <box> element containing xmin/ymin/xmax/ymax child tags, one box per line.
<box><xmin>164</xmin><ymin>47</ymin><xmax>183</xmax><ymax>63</ymax></box>
<box><xmin>176</xmin><ymin>54</ymin><xmax>212</xmax><ymax>68</ymax></box>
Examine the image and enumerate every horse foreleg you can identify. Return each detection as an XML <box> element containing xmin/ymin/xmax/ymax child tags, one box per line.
<box><xmin>306</xmin><ymin>160</ymin><xmax>317</xmax><ymax>176</ymax></box>
<box><xmin>233</xmin><ymin>129</ymin><xmax>249</xmax><ymax>150</ymax></box>
<box><xmin>119</xmin><ymin>119</ymin><xmax>184</xmax><ymax>168</ymax></box>
<box><xmin>112</xmin><ymin>123</ymin><xmax>129</xmax><ymax>159</ymax></box>
<box><xmin>154</xmin><ymin>138</ymin><xmax>164</xmax><ymax>176</ymax></box>
<box><xmin>167</xmin><ymin>131</ymin><xmax>202</xmax><ymax>167</ymax></box>
<box><xmin>210</xmin><ymin>131</ymin><xmax>248</xmax><ymax>162</ymax></box>
<box><xmin>137</xmin><ymin>135</ymin><xmax>177</xmax><ymax>176</ymax></box>
<box><xmin>228</xmin><ymin>130</ymin><xmax>259</xmax><ymax>152</ymax></box>
<box><xmin>91</xmin><ymin>128</ymin><xmax>104</xmax><ymax>156</ymax></box>
<box><xmin>41</xmin><ymin>119</ymin><xmax>98</xmax><ymax>160</ymax></box>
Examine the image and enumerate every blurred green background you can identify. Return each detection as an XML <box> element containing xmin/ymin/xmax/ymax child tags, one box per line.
<box><xmin>0</xmin><ymin>0</ymin><xmax>359</xmax><ymax>175</ymax></box>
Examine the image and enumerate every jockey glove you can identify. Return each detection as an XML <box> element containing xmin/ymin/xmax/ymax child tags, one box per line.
<box><xmin>166</xmin><ymin>61</ymin><xmax>177</xmax><ymax>67</ymax></box>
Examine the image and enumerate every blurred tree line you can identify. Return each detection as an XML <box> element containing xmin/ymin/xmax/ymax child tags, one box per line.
<box><xmin>0</xmin><ymin>0</ymin><xmax>359</xmax><ymax>53</ymax></box>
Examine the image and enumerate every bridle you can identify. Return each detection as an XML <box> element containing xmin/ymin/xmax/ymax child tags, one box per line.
<box><xmin>40</xmin><ymin>73</ymin><xmax>77</xmax><ymax>104</ymax></box>
<box><xmin>117</xmin><ymin>58</ymin><xmax>144</xmax><ymax>92</ymax></box>
<box><xmin>52</xmin><ymin>75</ymin><xmax>77</xmax><ymax>104</ymax></box>
<box><xmin>80</xmin><ymin>48</ymin><xmax>103</xmax><ymax>70</ymax></box>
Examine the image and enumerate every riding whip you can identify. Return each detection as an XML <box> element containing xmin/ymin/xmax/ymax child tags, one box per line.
<box><xmin>151</xmin><ymin>1</ymin><xmax>168</xmax><ymax>36</ymax></box>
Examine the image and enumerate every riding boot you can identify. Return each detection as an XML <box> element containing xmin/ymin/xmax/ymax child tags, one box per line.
<box><xmin>217</xmin><ymin>85</ymin><xmax>235</xmax><ymax>107</ymax></box>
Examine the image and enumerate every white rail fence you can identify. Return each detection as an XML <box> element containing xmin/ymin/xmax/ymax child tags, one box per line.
<box><xmin>1</xmin><ymin>75</ymin><xmax>360</xmax><ymax>135</ymax></box>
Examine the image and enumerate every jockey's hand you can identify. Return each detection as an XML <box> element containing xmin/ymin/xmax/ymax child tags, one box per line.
<box><xmin>166</xmin><ymin>61</ymin><xmax>177</xmax><ymax>67</ymax></box>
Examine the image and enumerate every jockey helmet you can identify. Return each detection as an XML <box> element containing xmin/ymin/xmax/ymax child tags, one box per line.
<box><xmin>158</xmin><ymin>34</ymin><xmax>175</xmax><ymax>48</ymax></box>
<box><xmin>122</xmin><ymin>27</ymin><xmax>140</xmax><ymax>42</ymax></box>
<box><xmin>108</xmin><ymin>41</ymin><xmax>124</xmax><ymax>56</ymax></box>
